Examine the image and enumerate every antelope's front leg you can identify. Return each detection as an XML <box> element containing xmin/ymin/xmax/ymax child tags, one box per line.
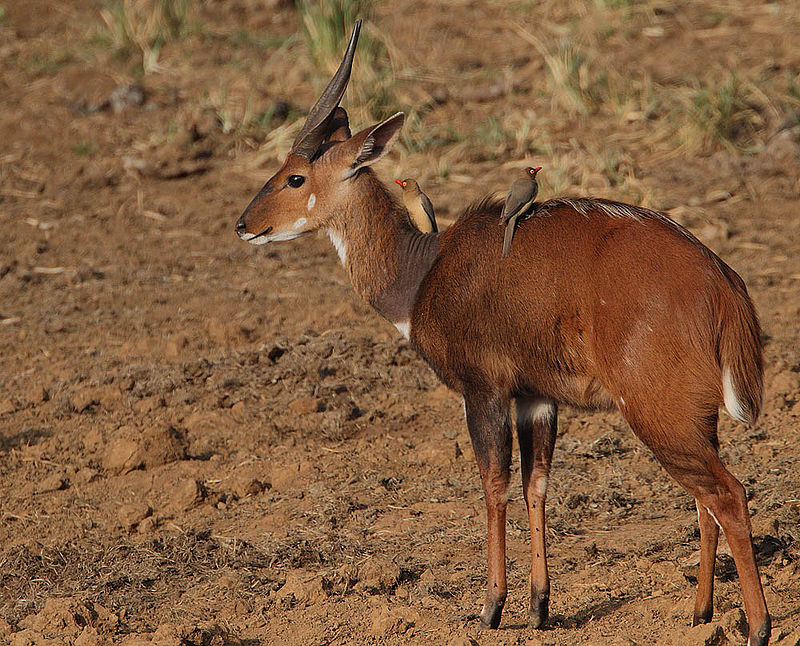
<box><xmin>515</xmin><ymin>397</ymin><xmax>557</xmax><ymax>628</ymax></box>
<box><xmin>463</xmin><ymin>392</ymin><xmax>512</xmax><ymax>629</ymax></box>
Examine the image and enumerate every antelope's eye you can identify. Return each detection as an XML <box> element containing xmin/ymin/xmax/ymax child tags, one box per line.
<box><xmin>287</xmin><ymin>175</ymin><xmax>305</xmax><ymax>188</ymax></box>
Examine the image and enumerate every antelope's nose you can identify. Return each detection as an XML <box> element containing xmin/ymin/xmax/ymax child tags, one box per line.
<box><xmin>235</xmin><ymin>215</ymin><xmax>248</xmax><ymax>237</ymax></box>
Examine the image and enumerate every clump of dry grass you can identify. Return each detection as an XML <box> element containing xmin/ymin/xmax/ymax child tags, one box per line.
<box><xmin>296</xmin><ymin>0</ymin><xmax>397</xmax><ymax>122</ymax></box>
<box><xmin>514</xmin><ymin>24</ymin><xmax>605</xmax><ymax>116</ymax></box>
<box><xmin>97</xmin><ymin>0</ymin><xmax>194</xmax><ymax>74</ymax></box>
<box><xmin>670</xmin><ymin>75</ymin><xmax>766</xmax><ymax>154</ymax></box>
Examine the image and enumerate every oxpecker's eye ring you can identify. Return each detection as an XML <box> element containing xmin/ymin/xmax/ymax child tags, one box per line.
<box><xmin>287</xmin><ymin>175</ymin><xmax>306</xmax><ymax>188</ymax></box>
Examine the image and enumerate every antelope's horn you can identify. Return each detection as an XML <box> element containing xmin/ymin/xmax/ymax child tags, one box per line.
<box><xmin>291</xmin><ymin>20</ymin><xmax>361</xmax><ymax>159</ymax></box>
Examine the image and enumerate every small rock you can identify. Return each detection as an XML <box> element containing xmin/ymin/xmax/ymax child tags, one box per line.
<box><xmin>103</xmin><ymin>437</ymin><xmax>143</xmax><ymax>475</ymax></box>
<box><xmin>356</xmin><ymin>556</ymin><xmax>401</xmax><ymax>594</ymax></box>
<box><xmin>170</xmin><ymin>479</ymin><xmax>205</xmax><ymax>511</ymax></box>
<box><xmin>109</xmin><ymin>84</ymin><xmax>145</xmax><ymax>113</ymax></box>
<box><xmin>276</xmin><ymin>571</ymin><xmax>327</xmax><ymax>606</ymax></box>
<box><xmin>431</xmin><ymin>87</ymin><xmax>449</xmax><ymax>105</ymax></box>
<box><xmin>75</xmin><ymin>467</ymin><xmax>101</xmax><ymax>485</ymax></box>
<box><xmin>368</xmin><ymin>605</ymin><xmax>412</xmax><ymax>637</ymax></box>
<box><xmin>229</xmin><ymin>400</ymin><xmax>246</xmax><ymax>422</ymax></box>
<box><xmin>35</xmin><ymin>472</ymin><xmax>68</xmax><ymax>494</ymax></box>
<box><xmin>288</xmin><ymin>396</ymin><xmax>319</xmax><ymax>415</ymax></box>
<box><xmin>140</xmin><ymin>425</ymin><xmax>186</xmax><ymax>468</ymax></box>
<box><xmin>719</xmin><ymin>608</ymin><xmax>747</xmax><ymax>640</ymax></box>
<box><xmin>231</xmin><ymin>473</ymin><xmax>268</xmax><ymax>498</ymax></box>
<box><xmin>71</xmin><ymin>389</ymin><xmax>99</xmax><ymax>413</ymax></box>
<box><xmin>687</xmin><ymin>622</ymin><xmax>726</xmax><ymax>646</ymax></box>
<box><xmin>117</xmin><ymin>502</ymin><xmax>152</xmax><ymax>530</ymax></box>
<box><xmin>25</xmin><ymin>384</ymin><xmax>49</xmax><ymax>404</ymax></box>
<box><xmin>137</xmin><ymin>516</ymin><xmax>158</xmax><ymax>534</ymax></box>
<box><xmin>75</xmin><ymin>626</ymin><xmax>101</xmax><ymax>646</ymax></box>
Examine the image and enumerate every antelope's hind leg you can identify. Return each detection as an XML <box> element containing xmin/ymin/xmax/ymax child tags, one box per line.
<box><xmin>694</xmin><ymin>500</ymin><xmax>720</xmax><ymax>626</ymax></box>
<box><xmin>515</xmin><ymin>397</ymin><xmax>558</xmax><ymax>628</ymax></box>
<box><xmin>624</xmin><ymin>407</ymin><xmax>770</xmax><ymax>646</ymax></box>
<box><xmin>463</xmin><ymin>391</ymin><xmax>513</xmax><ymax>629</ymax></box>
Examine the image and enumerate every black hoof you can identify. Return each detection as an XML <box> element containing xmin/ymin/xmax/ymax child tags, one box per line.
<box><xmin>692</xmin><ymin>609</ymin><xmax>713</xmax><ymax>626</ymax></box>
<box><xmin>479</xmin><ymin>597</ymin><xmax>505</xmax><ymax>629</ymax></box>
<box><xmin>529</xmin><ymin>589</ymin><xmax>549</xmax><ymax>629</ymax></box>
<box><xmin>748</xmin><ymin>616</ymin><xmax>771</xmax><ymax>646</ymax></box>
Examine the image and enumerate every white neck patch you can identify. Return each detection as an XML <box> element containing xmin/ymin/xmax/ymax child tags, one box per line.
<box><xmin>327</xmin><ymin>229</ymin><xmax>347</xmax><ymax>266</ymax></box>
<box><xmin>307</xmin><ymin>193</ymin><xmax>316</xmax><ymax>211</ymax></box>
<box><xmin>394</xmin><ymin>320</ymin><xmax>410</xmax><ymax>339</ymax></box>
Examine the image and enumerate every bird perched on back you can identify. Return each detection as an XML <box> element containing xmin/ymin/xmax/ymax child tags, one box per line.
<box><xmin>500</xmin><ymin>166</ymin><xmax>541</xmax><ymax>258</ymax></box>
<box><xmin>395</xmin><ymin>178</ymin><xmax>438</xmax><ymax>233</ymax></box>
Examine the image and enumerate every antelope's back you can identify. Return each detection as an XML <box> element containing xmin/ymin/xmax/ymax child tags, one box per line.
<box><xmin>410</xmin><ymin>198</ymin><xmax>748</xmax><ymax>405</ymax></box>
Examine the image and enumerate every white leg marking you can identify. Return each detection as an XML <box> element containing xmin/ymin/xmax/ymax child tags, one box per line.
<box><xmin>327</xmin><ymin>229</ymin><xmax>347</xmax><ymax>266</ymax></box>
<box><xmin>534</xmin><ymin>475</ymin><xmax>548</xmax><ymax>497</ymax></box>
<box><xmin>722</xmin><ymin>366</ymin><xmax>747</xmax><ymax>423</ymax></box>
<box><xmin>307</xmin><ymin>193</ymin><xmax>316</xmax><ymax>211</ymax></box>
<box><xmin>393</xmin><ymin>320</ymin><xmax>410</xmax><ymax>339</ymax></box>
<box><xmin>517</xmin><ymin>397</ymin><xmax>556</xmax><ymax>426</ymax></box>
<box><xmin>704</xmin><ymin>506</ymin><xmax>722</xmax><ymax>529</ymax></box>
<box><xmin>292</xmin><ymin>217</ymin><xmax>307</xmax><ymax>230</ymax></box>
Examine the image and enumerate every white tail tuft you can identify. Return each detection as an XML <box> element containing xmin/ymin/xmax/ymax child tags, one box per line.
<box><xmin>722</xmin><ymin>366</ymin><xmax>747</xmax><ymax>423</ymax></box>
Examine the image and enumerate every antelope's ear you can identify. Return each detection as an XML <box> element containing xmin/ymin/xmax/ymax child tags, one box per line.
<box><xmin>326</xmin><ymin>107</ymin><xmax>351</xmax><ymax>143</ymax></box>
<box><xmin>346</xmin><ymin>112</ymin><xmax>405</xmax><ymax>175</ymax></box>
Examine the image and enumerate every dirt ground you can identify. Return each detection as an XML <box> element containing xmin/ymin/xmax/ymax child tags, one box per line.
<box><xmin>1</xmin><ymin>1</ymin><xmax>799</xmax><ymax>645</ymax></box>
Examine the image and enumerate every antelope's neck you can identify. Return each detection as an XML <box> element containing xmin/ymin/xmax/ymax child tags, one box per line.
<box><xmin>327</xmin><ymin>177</ymin><xmax>439</xmax><ymax>339</ymax></box>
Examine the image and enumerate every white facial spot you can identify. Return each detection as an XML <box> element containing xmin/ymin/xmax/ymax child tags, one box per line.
<box><xmin>394</xmin><ymin>320</ymin><xmax>410</xmax><ymax>339</ymax></box>
<box><xmin>292</xmin><ymin>217</ymin><xmax>307</xmax><ymax>230</ymax></box>
<box><xmin>239</xmin><ymin>232</ymin><xmax>255</xmax><ymax>241</ymax></box>
<box><xmin>307</xmin><ymin>193</ymin><xmax>316</xmax><ymax>211</ymax></box>
<box><xmin>327</xmin><ymin>229</ymin><xmax>347</xmax><ymax>266</ymax></box>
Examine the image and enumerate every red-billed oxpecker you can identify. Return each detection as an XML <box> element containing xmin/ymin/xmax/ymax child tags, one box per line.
<box><xmin>395</xmin><ymin>178</ymin><xmax>438</xmax><ymax>233</ymax></box>
<box><xmin>501</xmin><ymin>166</ymin><xmax>541</xmax><ymax>257</ymax></box>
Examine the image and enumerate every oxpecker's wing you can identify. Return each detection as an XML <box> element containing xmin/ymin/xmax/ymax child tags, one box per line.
<box><xmin>500</xmin><ymin>179</ymin><xmax>536</xmax><ymax>223</ymax></box>
<box><xmin>419</xmin><ymin>192</ymin><xmax>438</xmax><ymax>233</ymax></box>
<box><xmin>501</xmin><ymin>216</ymin><xmax>518</xmax><ymax>258</ymax></box>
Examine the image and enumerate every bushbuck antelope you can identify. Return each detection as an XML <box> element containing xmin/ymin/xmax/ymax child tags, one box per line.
<box><xmin>235</xmin><ymin>22</ymin><xmax>770</xmax><ymax>645</ymax></box>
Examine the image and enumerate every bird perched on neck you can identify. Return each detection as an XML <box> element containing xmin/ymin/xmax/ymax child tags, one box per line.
<box><xmin>500</xmin><ymin>166</ymin><xmax>541</xmax><ymax>258</ymax></box>
<box><xmin>395</xmin><ymin>178</ymin><xmax>438</xmax><ymax>234</ymax></box>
